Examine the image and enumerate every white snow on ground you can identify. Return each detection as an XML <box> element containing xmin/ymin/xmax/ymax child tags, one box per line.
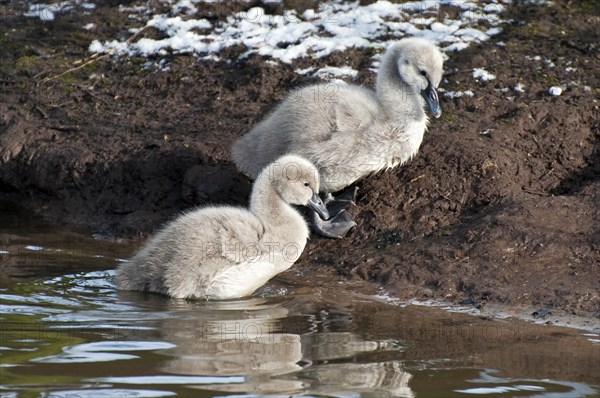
<box><xmin>313</xmin><ymin>66</ymin><xmax>359</xmax><ymax>79</ymax></box>
<box><xmin>473</xmin><ymin>67</ymin><xmax>496</xmax><ymax>81</ymax></box>
<box><xmin>548</xmin><ymin>86</ymin><xmax>563</xmax><ymax>96</ymax></box>
<box><xmin>25</xmin><ymin>0</ymin><xmax>95</xmax><ymax>21</ymax></box>
<box><xmin>85</xmin><ymin>0</ymin><xmax>515</xmax><ymax>66</ymax></box>
<box><xmin>295</xmin><ymin>66</ymin><xmax>358</xmax><ymax>79</ymax></box>
<box><xmin>443</xmin><ymin>90</ymin><xmax>475</xmax><ymax>99</ymax></box>
<box><xmin>514</xmin><ymin>82</ymin><xmax>525</xmax><ymax>93</ymax></box>
<box><xmin>22</xmin><ymin>0</ymin><xmax>552</xmax><ymax>90</ymax></box>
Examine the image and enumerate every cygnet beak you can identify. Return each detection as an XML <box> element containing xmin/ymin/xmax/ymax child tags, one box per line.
<box><xmin>421</xmin><ymin>80</ymin><xmax>442</xmax><ymax>118</ymax></box>
<box><xmin>308</xmin><ymin>191</ymin><xmax>329</xmax><ymax>220</ymax></box>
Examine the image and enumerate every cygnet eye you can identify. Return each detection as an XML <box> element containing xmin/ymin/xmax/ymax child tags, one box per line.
<box><xmin>419</xmin><ymin>69</ymin><xmax>427</xmax><ymax>77</ymax></box>
<box><xmin>304</xmin><ymin>182</ymin><xmax>310</xmax><ymax>187</ymax></box>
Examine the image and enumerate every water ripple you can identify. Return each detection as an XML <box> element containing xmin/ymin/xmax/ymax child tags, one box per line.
<box><xmin>45</xmin><ymin>389</ymin><xmax>175</xmax><ymax>397</ymax></box>
<box><xmin>88</xmin><ymin>375</ymin><xmax>246</xmax><ymax>385</ymax></box>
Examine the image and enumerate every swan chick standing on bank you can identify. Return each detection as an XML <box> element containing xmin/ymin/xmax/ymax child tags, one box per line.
<box><xmin>232</xmin><ymin>38</ymin><xmax>444</xmax><ymax>238</ymax></box>
<box><xmin>116</xmin><ymin>155</ymin><xmax>328</xmax><ymax>300</ymax></box>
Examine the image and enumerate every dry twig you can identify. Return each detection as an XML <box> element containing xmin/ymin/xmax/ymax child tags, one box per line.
<box><xmin>40</xmin><ymin>26</ymin><xmax>150</xmax><ymax>84</ymax></box>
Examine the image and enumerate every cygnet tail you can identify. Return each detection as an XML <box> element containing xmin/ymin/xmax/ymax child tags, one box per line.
<box><xmin>231</xmin><ymin>132</ymin><xmax>265</xmax><ymax>180</ymax></box>
<box><xmin>114</xmin><ymin>263</ymin><xmax>142</xmax><ymax>291</ymax></box>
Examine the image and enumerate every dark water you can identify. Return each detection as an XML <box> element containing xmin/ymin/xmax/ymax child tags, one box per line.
<box><xmin>0</xmin><ymin>210</ymin><xmax>599</xmax><ymax>397</ymax></box>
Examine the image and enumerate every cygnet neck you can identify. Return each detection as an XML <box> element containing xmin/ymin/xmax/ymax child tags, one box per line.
<box><xmin>249</xmin><ymin>172</ymin><xmax>293</xmax><ymax>228</ymax></box>
<box><xmin>376</xmin><ymin>52</ymin><xmax>425</xmax><ymax>121</ymax></box>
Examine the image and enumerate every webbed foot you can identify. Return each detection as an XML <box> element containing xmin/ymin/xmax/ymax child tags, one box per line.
<box><xmin>310</xmin><ymin>209</ymin><xmax>357</xmax><ymax>239</ymax></box>
<box><xmin>323</xmin><ymin>186</ymin><xmax>358</xmax><ymax>216</ymax></box>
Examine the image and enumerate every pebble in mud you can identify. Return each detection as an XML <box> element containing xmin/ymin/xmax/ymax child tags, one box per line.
<box><xmin>548</xmin><ymin>86</ymin><xmax>563</xmax><ymax>96</ymax></box>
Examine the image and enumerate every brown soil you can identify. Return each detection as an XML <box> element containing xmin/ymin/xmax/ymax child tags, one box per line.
<box><xmin>1</xmin><ymin>1</ymin><xmax>598</xmax><ymax>316</ymax></box>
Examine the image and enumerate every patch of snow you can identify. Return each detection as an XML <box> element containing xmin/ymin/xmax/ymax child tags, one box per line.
<box><xmin>24</xmin><ymin>0</ymin><xmax>96</xmax><ymax>20</ymax></box>
<box><xmin>173</xmin><ymin>0</ymin><xmax>198</xmax><ymax>15</ymax></box>
<box><xmin>548</xmin><ymin>86</ymin><xmax>562</xmax><ymax>96</ymax></box>
<box><xmin>142</xmin><ymin>59</ymin><xmax>171</xmax><ymax>71</ymax></box>
<box><xmin>295</xmin><ymin>67</ymin><xmax>315</xmax><ymax>75</ymax></box>
<box><xmin>565</xmin><ymin>67</ymin><xmax>577</xmax><ymax>72</ymax></box>
<box><xmin>25</xmin><ymin>245</ymin><xmax>44</xmax><ymax>251</ymax></box>
<box><xmin>25</xmin><ymin>2</ymin><xmax>75</xmax><ymax>21</ymax></box>
<box><xmin>202</xmin><ymin>54</ymin><xmax>221</xmax><ymax>62</ymax></box>
<box><xmin>119</xmin><ymin>4</ymin><xmax>150</xmax><ymax>14</ymax></box>
<box><xmin>514</xmin><ymin>82</ymin><xmax>525</xmax><ymax>93</ymax></box>
<box><xmin>0</xmin><ymin>250</ymin><xmax>9</xmax><ymax>254</ymax></box>
<box><xmin>89</xmin><ymin>0</ymin><xmax>514</xmax><ymax>65</ymax></box>
<box><xmin>462</xmin><ymin>27</ymin><xmax>492</xmax><ymax>41</ymax></box>
<box><xmin>473</xmin><ymin>67</ymin><xmax>496</xmax><ymax>81</ymax></box>
<box><xmin>296</xmin><ymin>65</ymin><xmax>357</xmax><ymax>79</ymax></box>
<box><xmin>483</xmin><ymin>4</ymin><xmax>505</xmax><ymax>13</ymax></box>
<box><xmin>444</xmin><ymin>90</ymin><xmax>474</xmax><ymax>98</ymax></box>
<box><xmin>83</xmin><ymin>23</ymin><xmax>96</xmax><ymax>30</ymax></box>
<box><xmin>313</xmin><ymin>66</ymin><xmax>358</xmax><ymax>79</ymax></box>
<box><xmin>486</xmin><ymin>27</ymin><xmax>503</xmax><ymax>36</ymax></box>
<box><xmin>444</xmin><ymin>42</ymin><xmax>471</xmax><ymax>52</ymax></box>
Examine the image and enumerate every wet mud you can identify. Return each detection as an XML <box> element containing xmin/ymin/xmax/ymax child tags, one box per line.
<box><xmin>0</xmin><ymin>1</ymin><xmax>598</xmax><ymax>315</ymax></box>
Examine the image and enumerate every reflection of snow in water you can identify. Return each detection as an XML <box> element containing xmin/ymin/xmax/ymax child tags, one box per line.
<box><xmin>43</xmin><ymin>389</ymin><xmax>175</xmax><ymax>398</ymax></box>
<box><xmin>456</xmin><ymin>370</ymin><xmax>598</xmax><ymax>397</ymax></box>
<box><xmin>32</xmin><ymin>341</ymin><xmax>176</xmax><ymax>363</ymax></box>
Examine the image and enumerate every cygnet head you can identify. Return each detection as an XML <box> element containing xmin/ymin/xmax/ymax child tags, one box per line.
<box><xmin>264</xmin><ymin>155</ymin><xmax>329</xmax><ymax>219</ymax></box>
<box><xmin>387</xmin><ymin>37</ymin><xmax>444</xmax><ymax>118</ymax></box>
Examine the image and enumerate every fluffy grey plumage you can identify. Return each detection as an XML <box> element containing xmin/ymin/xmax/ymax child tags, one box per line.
<box><xmin>115</xmin><ymin>155</ymin><xmax>326</xmax><ymax>300</ymax></box>
<box><xmin>232</xmin><ymin>37</ymin><xmax>444</xmax><ymax>193</ymax></box>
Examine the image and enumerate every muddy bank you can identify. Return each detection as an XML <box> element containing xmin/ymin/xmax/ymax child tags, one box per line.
<box><xmin>0</xmin><ymin>1</ymin><xmax>599</xmax><ymax>315</ymax></box>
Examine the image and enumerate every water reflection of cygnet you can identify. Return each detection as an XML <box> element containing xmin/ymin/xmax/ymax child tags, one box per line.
<box><xmin>160</xmin><ymin>296</ymin><xmax>304</xmax><ymax>393</ymax></box>
<box><xmin>158</xmin><ymin>296</ymin><xmax>414</xmax><ymax>397</ymax></box>
<box><xmin>299</xmin><ymin>333</ymin><xmax>414</xmax><ymax>398</ymax></box>
<box><xmin>304</xmin><ymin>361</ymin><xmax>414</xmax><ymax>398</ymax></box>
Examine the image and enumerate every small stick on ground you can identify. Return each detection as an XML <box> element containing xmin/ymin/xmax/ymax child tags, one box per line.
<box><xmin>409</xmin><ymin>174</ymin><xmax>425</xmax><ymax>183</ymax></box>
<box><xmin>41</xmin><ymin>53</ymin><xmax>111</xmax><ymax>83</ymax></box>
<box><xmin>40</xmin><ymin>26</ymin><xmax>150</xmax><ymax>84</ymax></box>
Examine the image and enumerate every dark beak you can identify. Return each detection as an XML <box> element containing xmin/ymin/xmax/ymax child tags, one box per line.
<box><xmin>421</xmin><ymin>80</ymin><xmax>442</xmax><ymax>118</ymax></box>
<box><xmin>308</xmin><ymin>191</ymin><xmax>329</xmax><ymax>220</ymax></box>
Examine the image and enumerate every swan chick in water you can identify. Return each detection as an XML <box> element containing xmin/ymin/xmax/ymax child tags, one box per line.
<box><xmin>115</xmin><ymin>155</ymin><xmax>328</xmax><ymax>300</ymax></box>
<box><xmin>232</xmin><ymin>37</ymin><xmax>444</xmax><ymax>238</ymax></box>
